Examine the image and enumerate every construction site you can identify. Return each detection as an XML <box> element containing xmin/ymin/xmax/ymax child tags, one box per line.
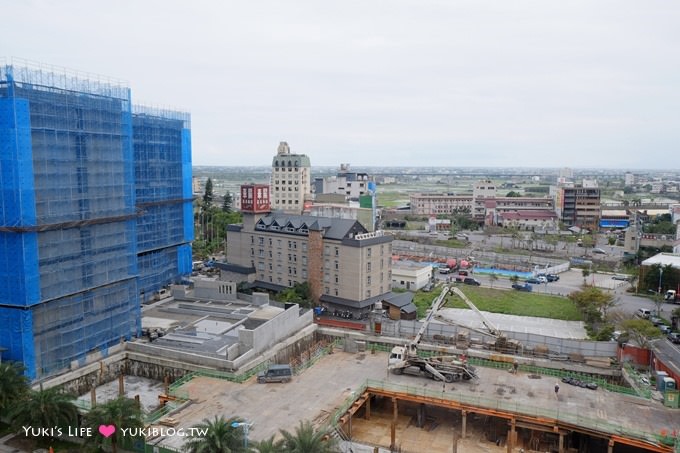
<box><xmin>24</xmin><ymin>281</ymin><xmax>678</xmax><ymax>453</ymax></box>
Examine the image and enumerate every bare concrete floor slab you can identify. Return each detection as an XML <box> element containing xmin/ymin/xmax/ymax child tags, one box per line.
<box><xmin>437</xmin><ymin>308</ymin><xmax>588</xmax><ymax>339</ymax></box>
<box><xmin>152</xmin><ymin>351</ymin><xmax>677</xmax><ymax>451</ymax></box>
<box><xmin>76</xmin><ymin>376</ymin><xmax>165</xmax><ymax>413</ymax></box>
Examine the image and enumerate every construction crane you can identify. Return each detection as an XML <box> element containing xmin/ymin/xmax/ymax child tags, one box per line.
<box><xmin>388</xmin><ymin>286</ymin><xmax>477</xmax><ymax>383</ymax></box>
<box><xmin>436</xmin><ymin>286</ymin><xmax>522</xmax><ymax>354</ymax></box>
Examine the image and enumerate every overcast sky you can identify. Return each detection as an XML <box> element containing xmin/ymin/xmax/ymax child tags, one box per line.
<box><xmin>2</xmin><ymin>1</ymin><xmax>679</xmax><ymax>169</ymax></box>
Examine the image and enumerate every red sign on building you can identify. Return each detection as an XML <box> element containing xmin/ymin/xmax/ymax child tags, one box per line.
<box><xmin>241</xmin><ymin>184</ymin><xmax>270</xmax><ymax>213</ymax></box>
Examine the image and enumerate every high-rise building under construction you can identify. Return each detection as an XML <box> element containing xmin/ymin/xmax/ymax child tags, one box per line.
<box><xmin>0</xmin><ymin>61</ymin><xmax>193</xmax><ymax>379</ymax></box>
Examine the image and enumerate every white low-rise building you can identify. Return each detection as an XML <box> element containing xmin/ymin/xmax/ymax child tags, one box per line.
<box><xmin>391</xmin><ymin>261</ymin><xmax>433</xmax><ymax>291</ymax></box>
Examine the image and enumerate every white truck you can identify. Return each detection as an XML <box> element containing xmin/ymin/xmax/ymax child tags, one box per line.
<box><xmin>388</xmin><ymin>286</ymin><xmax>477</xmax><ymax>383</ymax></box>
<box><xmin>664</xmin><ymin>290</ymin><xmax>678</xmax><ymax>303</ymax></box>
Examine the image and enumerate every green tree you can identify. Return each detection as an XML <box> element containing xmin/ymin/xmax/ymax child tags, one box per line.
<box><xmin>0</xmin><ymin>361</ymin><xmax>29</xmax><ymax>417</ymax></box>
<box><xmin>222</xmin><ymin>191</ymin><xmax>233</xmax><ymax>213</ymax></box>
<box><xmin>509</xmin><ymin>275</ymin><xmax>519</xmax><ymax>285</ymax></box>
<box><xmin>279</xmin><ymin>420</ymin><xmax>339</xmax><ymax>453</ymax></box>
<box><xmin>83</xmin><ymin>397</ymin><xmax>145</xmax><ymax>453</ymax></box>
<box><xmin>276</xmin><ymin>282</ymin><xmax>312</xmax><ymax>308</ymax></box>
<box><xmin>489</xmin><ymin>273</ymin><xmax>499</xmax><ymax>288</ymax></box>
<box><xmin>203</xmin><ymin>178</ymin><xmax>214</xmax><ymax>208</ymax></box>
<box><xmin>621</xmin><ymin>319</ymin><xmax>663</xmax><ymax>348</ymax></box>
<box><xmin>251</xmin><ymin>435</ymin><xmax>285</xmax><ymax>453</ymax></box>
<box><xmin>183</xmin><ymin>416</ymin><xmax>247</xmax><ymax>453</ymax></box>
<box><xmin>580</xmin><ymin>235</ymin><xmax>595</xmax><ymax>255</ymax></box>
<box><xmin>11</xmin><ymin>386</ymin><xmax>78</xmax><ymax>437</ymax></box>
<box><xmin>569</xmin><ymin>287</ymin><xmax>617</xmax><ymax>320</ymax></box>
<box><xmin>581</xmin><ymin>268</ymin><xmax>590</xmax><ymax>284</ymax></box>
<box><xmin>505</xmin><ymin>191</ymin><xmax>521</xmax><ymax>197</ymax></box>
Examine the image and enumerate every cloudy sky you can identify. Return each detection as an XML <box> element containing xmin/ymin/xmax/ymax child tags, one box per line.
<box><xmin>2</xmin><ymin>1</ymin><xmax>679</xmax><ymax>169</ymax></box>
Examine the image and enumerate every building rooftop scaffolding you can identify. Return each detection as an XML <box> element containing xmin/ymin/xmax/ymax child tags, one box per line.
<box><xmin>1</xmin><ymin>58</ymin><xmax>129</xmax><ymax>100</ymax></box>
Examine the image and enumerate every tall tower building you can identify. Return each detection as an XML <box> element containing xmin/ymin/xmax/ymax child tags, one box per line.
<box><xmin>0</xmin><ymin>62</ymin><xmax>192</xmax><ymax>378</ymax></box>
<box><xmin>270</xmin><ymin>141</ymin><xmax>311</xmax><ymax>214</ymax></box>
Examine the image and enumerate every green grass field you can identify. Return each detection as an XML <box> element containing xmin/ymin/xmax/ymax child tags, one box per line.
<box><xmin>412</xmin><ymin>285</ymin><xmax>582</xmax><ymax>321</ymax></box>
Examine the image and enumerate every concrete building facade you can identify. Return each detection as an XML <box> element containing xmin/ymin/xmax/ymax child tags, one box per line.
<box><xmin>312</xmin><ymin>164</ymin><xmax>373</xmax><ymax>201</ymax></box>
<box><xmin>391</xmin><ymin>262</ymin><xmax>432</xmax><ymax>291</ymax></box>
<box><xmin>409</xmin><ymin>193</ymin><xmax>473</xmax><ymax>215</ymax></box>
<box><xmin>552</xmin><ymin>180</ymin><xmax>601</xmax><ymax>230</ymax></box>
<box><xmin>270</xmin><ymin>141</ymin><xmax>311</xmax><ymax>214</ymax></box>
<box><xmin>223</xmin><ymin>186</ymin><xmax>394</xmax><ymax>315</ymax></box>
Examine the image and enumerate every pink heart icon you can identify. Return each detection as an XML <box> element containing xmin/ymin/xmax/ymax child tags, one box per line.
<box><xmin>99</xmin><ymin>425</ymin><xmax>116</xmax><ymax>438</ymax></box>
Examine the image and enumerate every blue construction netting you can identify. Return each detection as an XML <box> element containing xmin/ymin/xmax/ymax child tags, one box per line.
<box><xmin>0</xmin><ymin>96</ymin><xmax>40</xmax><ymax>308</ymax></box>
<box><xmin>132</xmin><ymin>108</ymin><xmax>193</xmax><ymax>301</ymax></box>
<box><xmin>31</xmin><ymin>280</ymin><xmax>139</xmax><ymax>378</ymax></box>
<box><xmin>0</xmin><ymin>63</ymin><xmax>191</xmax><ymax>379</ymax></box>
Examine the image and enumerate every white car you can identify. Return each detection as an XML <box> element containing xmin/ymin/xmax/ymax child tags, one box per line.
<box><xmin>592</xmin><ymin>248</ymin><xmax>607</xmax><ymax>254</ymax></box>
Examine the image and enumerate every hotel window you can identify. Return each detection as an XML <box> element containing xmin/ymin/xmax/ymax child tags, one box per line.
<box><xmin>367</xmin><ymin>247</ymin><xmax>372</xmax><ymax>257</ymax></box>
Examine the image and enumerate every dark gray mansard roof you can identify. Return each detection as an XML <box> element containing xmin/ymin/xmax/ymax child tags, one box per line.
<box><xmin>255</xmin><ymin>214</ymin><xmax>368</xmax><ymax>240</ymax></box>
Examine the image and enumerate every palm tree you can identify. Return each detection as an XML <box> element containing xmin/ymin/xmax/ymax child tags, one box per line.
<box><xmin>183</xmin><ymin>415</ymin><xmax>247</xmax><ymax>453</ymax></box>
<box><xmin>11</xmin><ymin>386</ymin><xmax>78</xmax><ymax>437</ymax></box>
<box><xmin>0</xmin><ymin>361</ymin><xmax>29</xmax><ymax>418</ymax></box>
<box><xmin>83</xmin><ymin>397</ymin><xmax>144</xmax><ymax>453</ymax></box>
<box><xmin>279</xmin><ymin>420</ymin><xmax>339</xmax><ymax>453</ymax></box>
<box><xmin>251</xmin><ymin>435</ymin><xmax>284</xmax><ymax>453</ymax></box>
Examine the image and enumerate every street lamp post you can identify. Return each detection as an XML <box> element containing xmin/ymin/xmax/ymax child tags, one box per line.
<box><xmin>231</xmin><ymin>421</ymin><xmax>252</xmax><ymax>449</ymax></box>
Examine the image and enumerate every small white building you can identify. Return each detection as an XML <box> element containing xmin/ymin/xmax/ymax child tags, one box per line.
<box><xmin>391</xmin><ymin>261</ymin><xmax>432</xmax><ymax>291</ymax></box>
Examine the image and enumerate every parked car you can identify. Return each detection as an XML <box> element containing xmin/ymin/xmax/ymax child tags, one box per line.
<box><xmin>612</xmin><ymin>275</ymin><xmax>631</xmax><ymax>281</ymax></box>
<box><xmin>659</xmin><ymin>325</ymin><xmax>672</xmax><ymax>335</ymax></box>
<box><xmin>526</xmin><ymin>277</ymin><xmax>542</xmax><ymax>284</ymax></box>
<box><xmin>545</xmin><ymin>274</ymin><xmax>560</xmax><ymax>282</ymax></box>
<box><xmin>462</xmin><ymin>277</ymin><xmax>481</xmax><ymax>286</ymax></box>
<box><xmin>592</xmin><ymin>248</ymin><xmax>607</xmax><ymax>254</ymax></box>
<box><xmin>257</xmin><ymin>364</ymin><xmax>293</xmax><ymax>383</ymax></box>
<box><xmin>458</xmin><ymin>270</ymin><xmax>469</xmax><ymax>276</ymax></box>
<box><xmin>649</xmin><ymin>317</ymin><xmax>663</xmax><ymax>326</ymax></box>
<box><xmin>667</xmin><ymin>332</ymin><xmax>680</xmax><ymax>344</ymax></box>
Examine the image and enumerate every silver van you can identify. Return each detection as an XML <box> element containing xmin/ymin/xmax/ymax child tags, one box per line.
<box><xmin>257</xmin><ymin>364</ymin><xmax>293</xmax><ymax>383</ymax></box>
<box><xmin>636</xmin><ymin>308</ymin><xmax>651</xmax><ymax>319</ymax></box>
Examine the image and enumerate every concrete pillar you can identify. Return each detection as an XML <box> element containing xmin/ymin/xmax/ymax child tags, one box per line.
<box><xmin>417</xmin><ymin>403</ymin><xmax>426</xmax><ymax>428</ymax></box>
<box><xmin>461</xmin><ymin>410</ymin><xmax>467</xmax><ymax>439</ymax></box>
<box><xmin>607</xmin><ymin>438</ymin><xmax>614</xmax><ymax>453</ymax></box>
<box><xmin>164</xmin><ymin>375</ymin><xmax>170</xmax><ymax>395</ymax></box>
<box><xmin>118</xmin><ymin>374</ymin><xmax>125</xmax><ymax>396</ymax></box>
<box><xmin>365</xmin><ymin>395</ymin><xmax>371</xmax><ymax>420</ymax></box>
<box><xmin>506</xmin><ymin>418</ymin><xmax>516</xmax><ymax>453</ymax></box>
<box><xmin>135</xmin><ymin>394</ymin><xmax>141</xmax><ymax>409</ymax></box>
<box><xmin>451</xmin><ymin>431</ymin><xmax>459</xmax><ymax>453</ymax></box>
<box><xmin>558</xmin><ymin>432</ymin><xmax>564</xmax><ymax>453</ymax></box>
<box><xmin>90</xmin><ymin>387</ymin><xmax>96</xmax><ymax>408</ymax></box>
<box><xmin>390</xmin><ymin>397</ymin><xmax>398</xmax><ymax>451</ymax></box>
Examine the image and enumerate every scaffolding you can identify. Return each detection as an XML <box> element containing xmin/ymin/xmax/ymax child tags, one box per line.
<box><xmin>133</xmin><ymin>106</ymin><xmax>193</xmax><ymax>300</ymax></box>
<box><xmin>0</xmin><ymin>62</ymin><xmax>191</xmax><ymax>378</ymax></box>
